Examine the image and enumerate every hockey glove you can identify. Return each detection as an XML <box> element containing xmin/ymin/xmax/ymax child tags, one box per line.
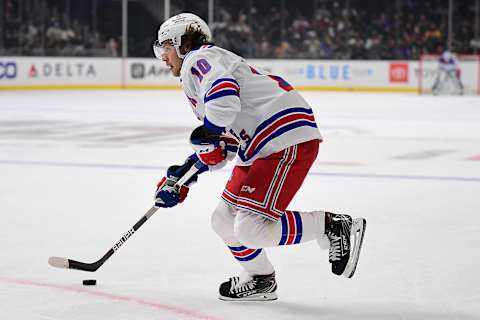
<box><xmin>154</xmin><ymin>157</ymin><xmax>205</xmax><ymax>208</ymax></box>
<box><xmin>190</xmin><ymin>125</ymin><xmax>239</xmax><ymax>166</ymax></box>
<box><xmin>155</xmin><ymin>166</ymin><xmax>189</xmax><ymax>208</ymax></box>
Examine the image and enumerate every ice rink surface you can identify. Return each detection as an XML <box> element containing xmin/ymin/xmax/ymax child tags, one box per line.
<box><xmin>1</xmin><ymin>90</ymin><xmax>479</xmax><ymax>320</ymax></box>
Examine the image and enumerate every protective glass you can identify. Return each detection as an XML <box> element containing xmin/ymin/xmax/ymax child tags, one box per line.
<box><xmin>152</xmin><ymin>40</ymin><xmax>166</xmax><ymax>59</ymax></box>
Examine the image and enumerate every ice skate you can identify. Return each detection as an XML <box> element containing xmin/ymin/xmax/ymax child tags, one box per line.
<box><xmin>325</xmin><ymin>212</ymin><xmax>366</xmax><ymax>278</ymax></box>
<box><xmin>218</xmin><ymin>272</ymin><xmax>278</xmax><ymax>301</ymax></box>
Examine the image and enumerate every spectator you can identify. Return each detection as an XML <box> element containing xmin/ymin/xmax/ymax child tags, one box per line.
<box><xmin>1</xmin><ymin>0</ymin><xmax>476</xmax><ymax>60</ymax></box>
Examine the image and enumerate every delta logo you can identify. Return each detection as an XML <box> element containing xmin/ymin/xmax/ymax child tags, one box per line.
<box><xmin>29</xmin><ymin>64</ymin><xmax>38</xmax><ymax>77</ymax></box>
<box><xmin>28</xmin><ymin>63</ymin><xmax>96</xmax><ymax>78</ymax></box>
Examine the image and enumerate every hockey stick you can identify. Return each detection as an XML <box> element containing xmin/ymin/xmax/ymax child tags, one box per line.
<box><xmin>48</xmin><ymin>160</ymin><xmax>205</xmax><ymax>272</ymax></box>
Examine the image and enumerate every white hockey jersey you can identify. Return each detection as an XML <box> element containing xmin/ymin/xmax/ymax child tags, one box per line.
<box><xmin>180</xmin><ymin>45</ymin><xmax>322</xmax><ymax>165</ymax></box>
<box><xmin>439</xmin><ymin>52</ymin><xmax>459</xmax><ymax>72</ymax></box>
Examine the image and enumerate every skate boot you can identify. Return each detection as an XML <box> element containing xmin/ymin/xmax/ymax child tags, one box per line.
<box><xmin>325</xmin><ymin>212</ymin><xmax>366</xmax><ymax>278</ymax></box>
<box><xmin>218</xmin><ymin>272</ymin><xmax>278</xmax><ymax>301</ymax></box>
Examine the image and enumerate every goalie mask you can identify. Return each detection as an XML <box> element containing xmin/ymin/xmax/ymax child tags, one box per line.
<box><xmin>153</xmin><ymin>13</ymin><xmax>212</xmax><ymax>59</ymax></box>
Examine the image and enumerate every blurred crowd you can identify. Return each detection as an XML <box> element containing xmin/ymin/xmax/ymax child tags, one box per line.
<box><xmin>1</xmin><ymin>0</ymin><xmax>477</xmax><ymax>59</ymax></box>
<box><xmin>1</xmin><ymin>0</ymin><xmax>120</xmax><ymax>57</ymax></box>
<box><xmin>213</xmin><ymin>0</ymin><xmax>476</xmax><ymax>59</ymax></box>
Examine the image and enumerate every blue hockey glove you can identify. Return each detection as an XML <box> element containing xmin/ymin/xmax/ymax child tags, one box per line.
<box><xmin>154</xmin><ymin>156</ymin><xmax>206</xmax><ymax>208</ymax></box>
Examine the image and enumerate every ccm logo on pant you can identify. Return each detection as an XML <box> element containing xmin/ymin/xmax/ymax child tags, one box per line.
<box><xmin>241</xmin><ymin>185</ymin><xmax>256</xmax><ymax>193</ymax></box>
<box><xmin>0</xmin><ymin>62</ymin><xmax>17</xmax><ymax>79</ymax></box>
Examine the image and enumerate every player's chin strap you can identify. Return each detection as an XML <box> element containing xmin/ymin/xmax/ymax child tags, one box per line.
<box><xmin>48</xmin><ymin>160</ymin><xmax>205</xmax><ymax>273</ymax></box>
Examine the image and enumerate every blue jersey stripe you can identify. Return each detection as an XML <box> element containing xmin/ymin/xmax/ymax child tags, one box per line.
<box><xmin>204</xmin><ymin>117</ymin><xmax>225</xmax><ymax>134</ymax></box>
<box><xmin>204</xmin><ymin>89</ymin><xmax>240</xmax><ymax>103</ymax></box>
<box><xmin>239</xmin><ymin>120</ymin><xmax>317</xmax><ymax>161</ymax></box>
<box><xmin>211</xmin><ymin>77</ymin><xmax>240</xmax><ymax>88</ymax></box>
<box><xmin>253</xmin><ymin>107</ymin><xmax>314</xmax><ymax>136</ymax></box>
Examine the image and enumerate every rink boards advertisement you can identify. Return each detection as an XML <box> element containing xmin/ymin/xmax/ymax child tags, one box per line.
<box><xmin>1</xmin><ymin>56</ymin><xmax>477</xmax><ymax>93</ymax></box>
<box><xmin>0</xmin><ymin>57</ymin><xmax>121</xmax><ymax>90</ymax></box>
<box><xmin>248</xmin><ymin>59</ymin><xmax>416</xmax><ymax>92</ymax></box>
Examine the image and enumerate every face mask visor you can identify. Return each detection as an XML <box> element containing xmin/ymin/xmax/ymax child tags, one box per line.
<box><xmin>153</xmin><ymin>40</ymin><xmax>171</xmax><ymax>59</ymax></box>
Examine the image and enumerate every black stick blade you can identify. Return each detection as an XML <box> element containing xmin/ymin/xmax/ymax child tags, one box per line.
<box><xmin>48</xmin><ymin>256</ymin><xmax>99</xmax><ymax>272</ymax></box>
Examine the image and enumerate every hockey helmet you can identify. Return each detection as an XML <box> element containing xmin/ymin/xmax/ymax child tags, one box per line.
<box><xmin>442</xmin><ymin>51</ymin><xmax>453</xmax><ymax>61</ymax></box>
<box><xmin>153</xmin><ymin>13</ymin><xmax>212</xmax><ymax>59</ymax></box>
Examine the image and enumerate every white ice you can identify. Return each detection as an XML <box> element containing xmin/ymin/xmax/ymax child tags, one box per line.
<box><xmin>1</xmin><ymin>90</ymin><xmax>479</xmax><ymax>320</ymax></box>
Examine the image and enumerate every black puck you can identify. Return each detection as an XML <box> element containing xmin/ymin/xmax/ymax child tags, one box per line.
<box><xmin>82</xmin><ymin>279</ymin><xmax>97</xmax><ymax>286</ymax></box>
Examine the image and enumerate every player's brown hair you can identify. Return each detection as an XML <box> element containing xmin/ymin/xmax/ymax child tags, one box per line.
<box><xmin>180</xmin><ymin>25</ymin><xmax>210</xmax><ymax>54</ymax></box>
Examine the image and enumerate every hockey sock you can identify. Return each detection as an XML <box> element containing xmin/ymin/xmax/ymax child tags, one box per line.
<box><xmin>277</xmin><ymin>210</ymin><xmax>325</xmax><ymax>245</ymax></box>
<box><xmin>234</xmin><ymin>210</ymin><xmax>326</xmax><ymax>248</ymax></box>
<box><xmin>227</xmin><ymin>242</ymin><xmax>275</xmax><ymax>276</ymax></box>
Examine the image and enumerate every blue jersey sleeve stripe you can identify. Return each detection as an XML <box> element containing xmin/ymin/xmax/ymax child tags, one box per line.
<box><xmin>211</xmin><ymin>77</ymin><xmax>240</xmax><ymax>88</ymax></box>
<box><xmin>204</xmin><ymin>89</ymin><xmax>240</xmax><ymax>103</ymax></box>
<box><xmin>204</xmin><ymin>117</ymin><xmax>225</xmax><ymax>134</ymax></box>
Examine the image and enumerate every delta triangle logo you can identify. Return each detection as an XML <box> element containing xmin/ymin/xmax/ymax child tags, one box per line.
<box><xmin>29</xmin><ymin>64</ymin><xmax>38</xmax><ymax>78</ymax></box>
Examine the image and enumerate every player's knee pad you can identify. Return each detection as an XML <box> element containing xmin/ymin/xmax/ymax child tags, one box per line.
<box><xmin>233</xmin><ymin>210</ymin><xmax>274</xmax><ymax>249</ymax></box>
<box><xmin>210</xmin><ymin>200</ymin><xmax>236</xmax><ymax>240</ymax></box>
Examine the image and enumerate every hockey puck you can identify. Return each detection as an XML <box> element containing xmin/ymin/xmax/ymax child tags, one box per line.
<box><xmin>82</xmin><ymin>279</ymin><xmax>96</xmax><ymax>286</ymax></box>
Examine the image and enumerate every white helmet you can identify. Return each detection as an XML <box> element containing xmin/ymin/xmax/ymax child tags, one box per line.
<box><xmin>442</xmin><ymin>50</ymin><xmax>452</xmax><ymax>61</ymax></box>
<box><xmin>153</xmin><ymin>13</ymin><xmax>212</xmax><ymax>59</ymax></box>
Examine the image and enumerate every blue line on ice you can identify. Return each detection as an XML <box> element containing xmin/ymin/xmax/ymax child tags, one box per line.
<box><xmin>1</xmin><ymin>159</ymin><xmax>479</xmax><ymax>183</ymax></box>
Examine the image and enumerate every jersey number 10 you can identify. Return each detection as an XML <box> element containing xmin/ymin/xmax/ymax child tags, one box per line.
<box><xmin>191</xmin><ymin>59</ymin><xmax>211</xmax><ymax>82</ymax></box>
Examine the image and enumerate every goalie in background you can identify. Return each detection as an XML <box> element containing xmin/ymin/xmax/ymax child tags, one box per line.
<box><xmin>432</xmin><ymin>51</ymin><xmax>464</xmax><ymax>95</ymax></box>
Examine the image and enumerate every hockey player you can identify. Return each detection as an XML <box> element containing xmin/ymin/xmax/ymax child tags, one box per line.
<box><xmin>153</xmin><ymin>13</ymin><xmax>366</xmax><ymax>301</ymax></box>
<box><xmin>432</xmin><ymin>51</ymin><xmax>464</xmax><ymax>95</ymax></box>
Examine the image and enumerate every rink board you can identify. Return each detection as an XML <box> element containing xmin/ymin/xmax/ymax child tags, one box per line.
<box><xmin>0</xmin><ymin>57</ymin><xmax>422</xmax><ymax>92</ymax></box>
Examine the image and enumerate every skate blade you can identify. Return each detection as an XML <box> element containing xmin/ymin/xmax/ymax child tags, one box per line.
<box><xmin>343</xmin><ymin>218</ymin><xmax>366</xmax><ymax>278</ymax></box>
<box><xmin>218</xmin><ymin>292</ymin><xmax>278</xmax><ymax>301</ymax></box>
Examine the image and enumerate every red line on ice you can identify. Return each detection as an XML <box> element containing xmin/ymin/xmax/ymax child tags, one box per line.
<box><xmin>466</xmin><ymin>154</ymin><xmax>480</xmax><ymax>161</ymax></box>
<box><xmin>0</xmin><ymin>277</ymin><xmax>222</xmax><ymax>320</ymax></box>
